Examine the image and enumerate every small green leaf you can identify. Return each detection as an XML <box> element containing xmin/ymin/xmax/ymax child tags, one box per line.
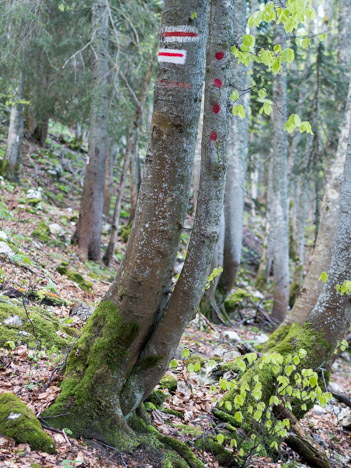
<box><xmin>191</xmin><ymin>12</ymin><xmax>197</xmax><ymax>19</ymax></box>
<box><xmin>319</xmin><ymin>272</ymin><xmax>328</xmax><ymax>283</ymax></box>
<box><xmin>217</xmin><ymin>433</ymin><xmax>224</xmax><ymax>445</ymax></box>
<box><xmin>229</xmin><ymin>90</ymin><xmax>239</xmax><ymax>102</ymax></box>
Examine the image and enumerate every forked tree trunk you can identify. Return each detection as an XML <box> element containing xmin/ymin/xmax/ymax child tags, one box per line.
<box><xmin>44</xmin><ymin>0</ymin><xmax>210</xmax><ymax>446</ymax></box>
<box><xmin>71</xmin><ymin>0</ymin><xmax>110</xmax><ymax>260</ymax></box>
<box><xmin>271</xmin><ymin>22</ymin><xmax>289</xmax><ymax>324</ymax></box>
<box><xmin>103</xmin><ymin>48</ymin><xmax>156</xmax><ymax>265</ymax></box>
<box><xmin>1</xmin><ymin>70</ymin><xmax>25</xmax><ymax>181</ymax></box>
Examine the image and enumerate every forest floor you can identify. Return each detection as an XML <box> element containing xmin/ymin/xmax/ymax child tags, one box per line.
<box><xmin>0</xmin><ymin>126</ymin><xmax>351</xmax><ymax>468</ymax></box>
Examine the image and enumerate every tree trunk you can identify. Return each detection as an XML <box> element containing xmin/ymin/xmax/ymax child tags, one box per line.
<box><xmin>217</xmin><ymin>114</ymin><xmax>351</xmax><ymax>428</ymax></box>
<box><xmin>129</xmin><ymin>139</ymin><xmax>141</xmax><ymax>222</ymax></box>
<box><xmin>271</xmin><ymin>22</ymin><xmax>289</xmax><ymax>324</ymax></box>
<box><xmin>286</xmin><ymin>72</ymin><xmax>351</xmax><ymax>325</ymax></box>
<box><xmin>71</xmin><ymin>0</ymin><xmax>110</xmax><ymax>261</ymax></box>
<box><xmin>104</xmin><ymin>46</ymin><xmax>156</xmax><ymax>265</ymax></box>
<box><xmin>103</xmin><ymin>141</ymin><xmax>115</xmax><ymax>217</ymax></box>
<box><xmin>216</xmin><ymin>0</ymin><xmax>253</xmax><ymax>303</ymax></box>
<box><xmin>44</xmin><ymin>0</ymin><xmax>210</xmax><ymax>445</ymax></box>
<box><xmin>1</xmin><ymin>70</ymin><xmax>25</xmax><ymax>181</ymax></box>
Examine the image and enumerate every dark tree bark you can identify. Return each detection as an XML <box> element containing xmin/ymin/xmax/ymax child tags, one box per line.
<box><xmin>71</xmin><ymin>0</ymin><xmax>110</xmax><ymax>260</ymax></box>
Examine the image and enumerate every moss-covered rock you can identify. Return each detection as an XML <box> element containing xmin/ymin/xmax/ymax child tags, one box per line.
<box><xmin>56</xmin><ymin>265</ymin><xmax>93</xmax><ymax>293</ymax></box>
<box><xmin>32</xmin><ymin>222</ymin><xmax>50</xmax><ymax>243</ymax></box>
<box><xmin>0</xmin><ymin>393</ymin><xmax>56</xmax><ymax>453</ymax></box>
<box><xmin>146</xmin><ymin>389</ymin><xmax>168</xmax><ymax>407</ymax></box>
<box><xmin>224</xmin><ymin>288</ymin><xmax>251</xmax><ymax>313</ymax></box>
<box><xmin>186</xmin><ymin>354</ymin><xmax>208</xmax><ymax>368</ymax></box>
<box><xmin>195</xmin><ymin>435</ymin><xmax>233</xmax><ymax>465</ymax></box>
<box><xmin>175</xmin><ymin>424</ymin><xmax>203</xmax><ymax>437</ymax></box>
<box><xmin>0</xmin><ymin>301</ymin><xmax>76</xmax><ymax>349</ymax></box>
<box><xmin>160</xmin><ymin>374</ymin><xmax>177</xmax><ymax>392</ymax></box>
<box><xmin>162</xmin><ymin>450</ymin><xmax>190</xmax><ymax>467</ymax></box>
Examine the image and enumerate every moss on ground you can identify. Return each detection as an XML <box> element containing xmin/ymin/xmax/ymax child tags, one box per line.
<box><xmin>0</xmin><ymin>301</ymin><xmax>76</xmax><ymax>349</ymax></box>
<box><xmin>0</xmin><ymin>393</ymin><xmax>56</xmax><ymax>453</ymax></box>
<box><xmin>146</xmin><ymin>389</ymin><xmax>168</xmax><ymax>407</ymax></box>
<box><xmin>56</xmin><ymin>265</ymin><xmax>93</xmax><ymax>293</ymax></box>
<box><xmin>195</xmin><ymin>435</ymin><xmax>233</xmax><ymax>465</ymax></box>
<box><xmin>32</xmin><ymin>222</ymin><xmax>50</xmax><ymax>242</ymax></box>
<box><xmin>175</xmin><ymin>424</ymin><xmax>203</xmax><ymax>437</ymax></box>
<box><xmin>160</xmin><ymin>374</ymin><xmax>177</xmax><ymax>392</ymax></box>
<box><xmin>224</xmin><ymin>288</ymin><xmax>251</xmax><ymax>313</ymax></box>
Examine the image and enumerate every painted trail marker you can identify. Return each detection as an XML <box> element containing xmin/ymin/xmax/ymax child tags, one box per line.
<box><xmin>158</xmin><ymin>48</ymin><xmax>187</xmax><ymax>65</ymax></box>
<box><xmin>160</xmin><ymin>26</ymin><xmax>199</xmax><ymax>43</ymax></box>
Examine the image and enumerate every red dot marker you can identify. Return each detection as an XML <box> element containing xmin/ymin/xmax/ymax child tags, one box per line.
<box><xmin>215</xmin><ymin>51</ymin><xmax>225</xmax><ymax>60</ymax></box>
<box><xmin>213</xmin><ymin>103</ymin><xmax>220</xmax><ymax>114</ymax></box>
<box><xmin>213</xmin><ymin>78</ymin><xmax>222</xmax><ymax>88</ymax></box>
<box><xmin>210</xmin><ymin>131</ymin><xmax>218</xmax><ymax>141</ymax></box>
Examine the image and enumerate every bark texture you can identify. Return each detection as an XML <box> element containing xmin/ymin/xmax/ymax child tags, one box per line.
<box><xmin>71</xmin><ymin>0</ymin><xmax>110</xmax><ymax>260</ymax></box>
<box><xmin>271</xmin><ymin>22</ymin><xmax>289</xmax><ymax>323</ymax></box>
<box><xmin>104</xmin><ymin>49</ymin><xmax>156</xmax><ymax>266</ymax></box>
<box><xmin>44</xmin><ymin>0</ymin><xmax>210</xmax><ymax>445</ymax></box>
<box><xmin>1</xmin><ymin>71</ymin><xmax>25</xmax><ymax>181</ymax></box>
<box><xmin>288</xmin><ymin>32</ymin><xmax>351</xmax><ymax>325</ymax></box>
<box><xmin>216</xmin><ymin>0</ymin><xmax>253</xmax><ymax>301</ymax></box>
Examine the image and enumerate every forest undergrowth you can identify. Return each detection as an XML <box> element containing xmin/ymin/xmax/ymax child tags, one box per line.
<box><xmin>0</xmin><ymin>125</ymin><xmax>350</xmax><ymax>468</ymax></box>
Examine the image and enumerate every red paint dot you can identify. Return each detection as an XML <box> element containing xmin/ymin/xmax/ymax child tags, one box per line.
<box><xmin>210</xmin><ymin>131</ymin><xmax>218</xmax><ymax>141</ymax></box>
<box><xmin>213</xmin><ymin>78</ymin><xmax>222</xmax><ymax>88</ymax></box>
<box><xmin>213</xmin><ymin>103</ymin><xmax>220</xmax><ymax>114</ymax></box>
<box><xmin>215</xmin><ymin>51</ymin><xmax>225</xmax><ymax>60</ymax></box>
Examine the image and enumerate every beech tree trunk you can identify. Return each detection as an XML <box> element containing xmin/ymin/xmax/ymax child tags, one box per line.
<box><xmin>104</xmin><ymin>48</ymin><xmax>156</xmax><ymax>266</ymax></box>
<box><xmin>44</xmin><ymin>0</ymin><xmax>210</xmax><ymax>446</ymax></box>
<box><xmin>286</xmin><ymin>1</ymin><xmax>351</xmax><ymax>325</ymax></box>
<box><xmin>1</xmin><ymin>70</ymin><xmax>25</xmax><ymax>181</ymax></box>
<box><xmin>216</xmin><ymin>0</ymin><xmax>253</xmax><ymax>303</ymax></box>
<box><xmin>271</xmin><ymin>22</ymin><xmax>289</xmax><ymax>324</ymax></box>
<box><xmin>71</xmin><ymin>0</ymin><xmax>110</xmax><ymax>260</ymax></box>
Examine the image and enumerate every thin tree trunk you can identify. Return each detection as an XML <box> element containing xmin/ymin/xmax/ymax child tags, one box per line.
<box><xmin>1</xmin><ymin>70</ymin><xmax>25</xmax><ymax>181</ymax></box>
<box><xmin>271</xmin><ymin>22</ymin><xmax>289</xmax><ymax>324</ymax></box>
<box><xmin>71</xmin><ymin>0</ymin><xmax>110</xmax><ymax>261</ymax></box>
<box><xmin>129</xmin><ymin>139</ymin><xmax>141</xmax><ymax>222</ymax></box>
<box><xmin>103</xmin><ymin>45</ymin><xmax>156</xmax><ymax>266</ymax></box>
<box><xmin>103</xmin><ymin>141</ymin><xmax>115</xmax><ymax>217</ymax></box>
<box><xmin>103</xmin><ymin>133</ymin><xmax>132</xmax><ymax>265</ymax></box>
<box><xmin>44</xmin><ymin>0</ymin><xmax>209</xmax><ymax>445</ymax></box>
<box><xmin>216</xmin><ymin>0</ymin><xmax>253</xmax><ymax>303</ymax></box>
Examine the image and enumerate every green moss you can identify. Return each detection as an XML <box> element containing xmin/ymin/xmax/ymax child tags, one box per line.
<box><xmin>149</xmin><ymin>426</ymin><xmax>205</xmax><ymax>468</ymax></box>
<box><xmin>42</xmin><ymin>301</ymin><xmax>141</xmax><ymax>447</ymax></box>
<box><xmin>160</xmin><ymin>374</ymin><xmax>177</xmax><ymax>392</ymax></box>
<box><xmin>259</xmin><ymin>322</ymin><xmax>299</xmax><ymax>352</ymax></box>
<box><xmin>186</xmin><ymin>354</ymin><xmax>208</xmax><ymax>368</ymax></box>
<box><xmin>0</xmin><ymin>301</ymin><xmax>75</xmax><ymax>349</ymax></box>
<box><xmin>162</xmin><ymin>450</ymin><xmax>189</xmax><ymax>468</ymax></box>
<box><xmin>119</xmin><ymin>224</ymin><xmax>132</xmax><ymax>243</ymax></box>
<box><xmin>224</xmin><ymin>288</ymin><xmax>251</xmax><ymax>313</ymax></box>
<box><xmin>195</xmin><ymin>435</ymin><xmax>233</xmax><ymax>465</ymax></box>
<box><xmin>161</xmin><ymin>408</ymin><xmax>184</xmax><ymax>419</ymax></box>
<box><xmin>32</xmin><ymin>222</ymin><xmax>50</xmax><ymax>242</ymax></box>
<box><xmin>146</xmin><ymin>389</ymin><xmax>168</xmax><ymax>407</ymax></box>
<box><xmin>0</xmin><ymin>393</ymin><xmax>55</xmax><ymax>453</ymax></box>
<box><xmin>175</xmin><ymin>424</ymin><xmax>203</xmax><ymax>437</ymax></box>
<box><xmin>56</xmin><ymin>266</ymin><xmax>93</xmax><ymax>293</ymax></box>
<box><xmin>219</xmin><ymin>322</ymin><xmax>332</xmax><ymax>416</ymax></box>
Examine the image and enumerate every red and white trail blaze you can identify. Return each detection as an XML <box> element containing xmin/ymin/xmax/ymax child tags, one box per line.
<box><xmin>160</xmin><ymin>25</ymin><xmax>199</xmax><ymax>43</ymax></box>
<box><xmin>158</xmin><ymin>48</ymin><xmax>187</xmax><ymax>65</ymax></box>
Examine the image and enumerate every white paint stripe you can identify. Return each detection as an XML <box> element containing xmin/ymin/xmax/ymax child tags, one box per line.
<box><xmin>160</xmin><ymin>25</ymin><xmax>199</xmax><ymax>43</ymax></box>
<box><xmin>158</xmin><ymin>48</ymin><xmax>187</xmax><ymax>65</ymax></box>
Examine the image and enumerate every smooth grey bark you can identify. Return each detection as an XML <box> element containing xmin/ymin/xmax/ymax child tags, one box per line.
<box><xmin>71</xmin><ymin>0</ymin><xmax>110</xmax><ymax>260</ymax></box>
<box><xmin>104</xmin><ymin>47</ymin><xmax>156</xmax><ymax>266</ymax></box>
<box><xmin>271</xmin><ymin>22</ymin><xmax>289</xmax><ymax>324</ymax></box>
<box><xmin>45</xmin><ymin>0</ymin><xmax>210</xmax><ymax>445</ymax></box>
<box><xmin>2</xmin><ymin>70</ymin><xmax>25</xmax><ymax>181</ymax></box>
<box><xmin>103</xmin><ymin>140</ymin><xmax>116</xmax><ymax>217</ymax></box>
<box><xmin>129</xmin><ymin>139</ymin><xmax>141</xmax><ymax>222</ymax></box>
<box><xmin>193</xmin><ymin>89</ymin><xmax>204</xmax><ymax>214</ymax></box>
<box><xmin>121</xmin><ymin>0</ymin><xmax>234</xmax><ymax>416</ymax></box>
<box><xmin>287</xmin><ymin>0</ymin><xmax>351</xmax><ymax>325</ymax></box>
<box><xmin>216</xmin><ymin>0</ymin><xmax>253</xmax><ymax>302</ymax></box>
<box><xmin>308</xmin><ymin>115</ymin><xmax>351</xmax><ymax>348</ymax></box>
